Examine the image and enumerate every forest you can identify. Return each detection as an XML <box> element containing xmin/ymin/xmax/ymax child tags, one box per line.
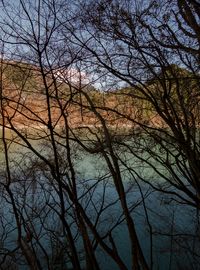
<box><xmin>0</xmin><ymin>0</ymin><xmax>199</xmax><ymax>269</ymax></box>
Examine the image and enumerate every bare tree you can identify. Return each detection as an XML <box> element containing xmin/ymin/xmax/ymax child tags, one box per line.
<box><xmin>74</xmin><ymin>0</ymin><xmax>200</xmax><ymax>208</ymax></box>
<box><xmin>0</xmin><ymin>1</ymin><xmax>149</xmax><ymax>269</ymax></box>
<box><xmin>1</xmin><ymin>0</ymin><xmax>200</xmax><ymax>270</ymax></box>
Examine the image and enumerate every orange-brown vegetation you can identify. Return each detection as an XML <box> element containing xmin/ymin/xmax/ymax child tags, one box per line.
<box><xmin>0</xmin><ymin>61</ymin><xmax>165</xmax><ymax>134</ymax></box>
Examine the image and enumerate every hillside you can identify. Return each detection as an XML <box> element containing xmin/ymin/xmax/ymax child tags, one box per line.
<box><xmin>0</xmin><ymin>61</ymin><xmax>140</xmax><ymax>133</ymax></box>
<box><xmin>0</xmin><ymin>61</ymin><xmax>198</xmax><ymax>137</ymax></box>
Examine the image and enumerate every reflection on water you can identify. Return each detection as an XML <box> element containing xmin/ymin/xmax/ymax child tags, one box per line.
<box><xmin>0</xmin><ymin>143</ymin><xmax>199</xmax><ymax>270</ymax></box>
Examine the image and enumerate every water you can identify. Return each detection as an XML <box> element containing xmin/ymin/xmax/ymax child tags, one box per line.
<box><xmin>0</xmin><ymin>142</ymin><xmax>199</xmax><ymax>269</ymax></box>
